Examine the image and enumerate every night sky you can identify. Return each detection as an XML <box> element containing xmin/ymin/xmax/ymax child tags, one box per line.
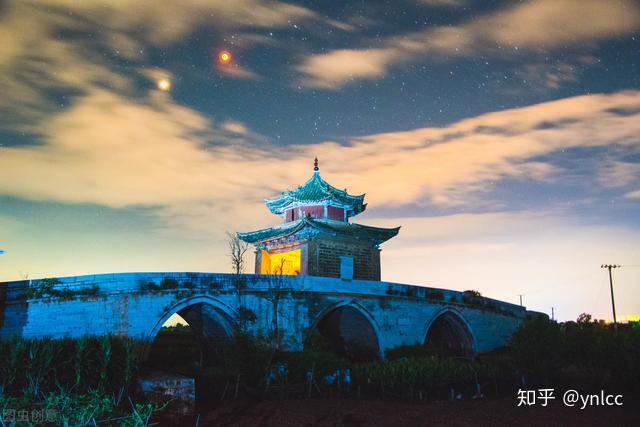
<box><xmin>1</xmin><ymin>0</ymin><xmax>639</xmax><ymax>321</ymax></box>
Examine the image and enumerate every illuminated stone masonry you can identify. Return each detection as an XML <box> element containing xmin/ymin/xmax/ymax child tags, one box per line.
<box><xmin>0</xmin><ymin>273</ymin><xmax>534</xmax><ymax>360</ymax></box>
<box><xmin>0</xmin><ymin>160</ymin><xmax>545</xmax><ymax>360</ymax></box>
<box><xmin>238</xmin><ymin>159</ymin><xmax>399</xmax><ymax>281</ymax></box>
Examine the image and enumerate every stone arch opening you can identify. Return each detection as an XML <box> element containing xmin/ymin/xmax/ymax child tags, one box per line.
<box><xmin>424</xmin><ymin>311</ymin><xmax>473</xmax><ymax>357</ymax></box>
<box><xmin>144</xmin><ymin>300</ymin><xmax>236</xmax><ymax>368</ymax></box>
<box><xmin>311</xmin><ymin>304</ymin><xmax>381</xmax><ymax>362</ymax></box>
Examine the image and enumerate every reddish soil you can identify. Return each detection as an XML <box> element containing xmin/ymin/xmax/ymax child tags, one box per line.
<box><xmin>159</xmin><ymin>396</ymin><xmax>639</xmax><ymax>426</ymax></box>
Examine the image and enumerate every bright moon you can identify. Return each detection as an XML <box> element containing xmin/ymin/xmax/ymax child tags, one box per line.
<box><xmin>157</xmin><ymin>79</ymin><xmax>171</xmax><ymax>91</ymax></box>
<box><xmin>218</xmin><ymin>50</ymin><xmax>232</xmax><ymax>64</ymax></box>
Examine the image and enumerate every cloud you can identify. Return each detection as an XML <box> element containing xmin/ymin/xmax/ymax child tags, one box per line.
<box><xmin>216</xmin><ymin>62</ymin><xmax>261</xmax><ymax>80</ymax></box>
<box><xmin>299</xmin><ymin>90</ymin><xmax>640</xmax><ymax>207</ymax></box>
<box><xmin>1</xmin><ymin>90</ymin><xmax>639</xmax><ymax>235</ymax></box>
<box><xmin>598</xmin><ymin>161</ymin><xmax>640</xmax><ymax>188</ymax></box>
<box><xmin>516</xmin><ymin>62</ymin><xmax>579</xmax><ymax>91</ymax></box>
<box><xmin>40</xmin><ymin>0</ymin><xmax>318</xmax><ymax>45</ymax></box>
<box><xmin>0</xmin><ymin>0</ymin><xmax>323</xmax><ymax>129</ymax></box>
<box><xmin>0</xmin><ymin>89</ymin><xmax>283</xmax><ymax>209</ymax></box>
<box><xmin>419</xmin><ymin>0</ymin><xmax>467</xmax><ymax>8</ymax></box>
<box><xmin>1</xmin><ymin>3</ymin><xmax>639</xmax><ymax>223</ymax></box>
<box><xmin>0</xmin><ymin>0</ymin><xmax>351</xmax><ymax>234</ymax></box>
<box><xmin>297</xmin><ymin>0</ymin><xmax>640</xmax><ymax>88</ymax></box>
<box><xmin>297</xmin><ymin>49</ymin><xmax>398</xmax><ymax>89</ymax></box>
<box><xmin>0</xmin><ymin>2</ymin><xmax>131</xmax><ymax>130</ymax></box>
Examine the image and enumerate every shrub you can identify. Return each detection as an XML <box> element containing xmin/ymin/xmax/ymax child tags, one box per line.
<box><xmin>425</xmin><ymin>290</ymin><xmax>444</xmax><ymax>301</ymax></box>
<box><xmin>510</xmin><ymin>315</ymin><xmax>561</xmax><ymax>387</ymax></box>
<box><xmin>462</xmin><ymin>290</ymin><xmax>484</xmax><ymax>308</ymax></box>
<box><xmin>0</xmin><ymin>390</ymin><xmax>162</xmax><ymax>426</ymax></box>
<box><xmin>385</xmin><ymin>343</ymin><xmax>436</xmax><ymax>360</ymax></box>
<box><xmin>510</xmin><ymin>315</ymin><xmax>640</xmax><ymax>391</ymax></box>
<box><xmin>0</xmin><ymin>336</ymin><xmax>141</xmax><ymax>398</ymax></box>
<box><xmin>238</xmin><ymin>307</ymin><xmax>257</xmax><ymax>324</ymax></box>
<box><xmin>352</xmin><ymin>356</ymin><xmax>477</xmax><ymax>398</ymax></box>
<box><xmin>160</xmin><ymin>277</ymin><xmax>179</xmax><ymax>290</ymax></box>
<box><xmin>23</xmin><ymin>278</ymin><xmax>61</xmax><ymax>299</ymax></box>
<box><xmin>139</xmin><ymin>280</ymin><xmax>160</xmax><ymax>291</ymax></box>
<box><xmin>22</xmin><ymin>279</ymin><xmax>99</xmax><ymax>301</ymax></box>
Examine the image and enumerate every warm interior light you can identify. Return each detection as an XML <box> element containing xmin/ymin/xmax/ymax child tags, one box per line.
<box><xmin>261</xmin><ymin>249</ymin><xmax>301</xmax><ymax>275</ymax></box>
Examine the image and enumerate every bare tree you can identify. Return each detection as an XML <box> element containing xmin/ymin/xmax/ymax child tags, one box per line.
<box><xmin>265</xmin><ymin>257</ymin><xmax>287</xmax><ymax>350</ymax></box>
<box><xmin>226</xmin><ymin>231</ymin><xmax>250</xmax><ymax>274</ymax></box>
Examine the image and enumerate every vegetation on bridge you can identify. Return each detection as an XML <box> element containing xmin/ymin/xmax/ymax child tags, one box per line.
<box><xmin>22</xmin><ymin>278</ymin><xmax>99</xmax><ymax>301</ymax></box>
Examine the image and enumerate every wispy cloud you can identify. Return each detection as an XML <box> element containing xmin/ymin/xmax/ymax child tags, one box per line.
<box><xmin>297</xmin><ymin>48</ymin><xmax>395</xmax><ymax>89</ymax></box>
<box><xmin>297</xmin><ymin>0</ymin><xmax>640</xmax><ymax>88</ymax></box>
<box><xmin>1</xmin><ymin>90</ymin><xmax>638</xmax><ymax>236</ymax></box>
<box><xmin>419</xmin><ymin>0</ymin><xmax>467</xmax><ymax>8</ymax></box>
<box><xmin>1</xmin><ymin>1</ymin><xmax>639</xmax><ymax>237</ymax></box>
<box><xmin>0</xmin><ymin>0</ymin><xmax>324</xmax><ymax>129</ymax></box>
<box><xmin>516</xmin><ymin>62</ymin><xmax>579</xmax><ymax>91</ymax></box>
<box><xmin>216</xmin><ymin>62</ymin><xmax>262</xmax><ymax>80</ymax></box>
<box><xmin>598</xmin><ymin>160</ymin><xmax>640</xmax><ymax>188</ymax></box>
<box><xmin>307</xmin><ymin>91</ymin><xmax>640</xmax><ymax>207</ymax></box>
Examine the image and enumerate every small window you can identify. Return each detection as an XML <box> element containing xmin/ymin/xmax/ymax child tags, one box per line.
<box><xmin>340</xmin><ymin>256</ymin><xmax>354</xmax><ymax>280</ymax></box>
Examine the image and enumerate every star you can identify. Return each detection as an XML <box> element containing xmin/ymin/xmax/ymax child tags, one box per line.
<box><xmin>157</xmin><ymin>79</ymin><xmax>171</xmax><ymax>91</ymax></box>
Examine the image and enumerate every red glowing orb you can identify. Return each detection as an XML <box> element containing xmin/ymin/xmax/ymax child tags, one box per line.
<box><xmin>218</xmin><ymin>50</ymin><xmax>232</xmax><ymax>64</ymax></box>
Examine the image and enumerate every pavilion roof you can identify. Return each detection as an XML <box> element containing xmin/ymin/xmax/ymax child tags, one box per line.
<box><xmin>265</xmin><ymin>170</ymin><xmax>366</xmax><ymax>217</ymax></box>
<box><xmin>237</xmin><ymin>217</ymin><xmax>400</xmax><ymax>246</ymax></box>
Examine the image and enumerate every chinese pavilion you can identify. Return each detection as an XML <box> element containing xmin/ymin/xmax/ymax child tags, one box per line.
<box><xmin>238</xmin><ymin>159</ymin><xmax>400</xmax><ymax>281</ymax></box>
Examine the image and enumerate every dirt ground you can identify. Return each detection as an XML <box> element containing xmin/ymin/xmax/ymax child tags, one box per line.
<box><xmin>159</xmin><ymin>396</ymin><xmax>639</xmax><ymax>426</ymax></box>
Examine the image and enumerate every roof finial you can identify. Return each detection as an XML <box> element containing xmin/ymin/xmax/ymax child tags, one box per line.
<box><xmin>314</xmin><ymin>157</ymin><xmax>319</xmax><ymax>171</ymax></box>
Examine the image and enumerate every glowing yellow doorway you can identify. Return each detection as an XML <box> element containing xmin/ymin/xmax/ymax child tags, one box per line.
<box><xmin>260</xmin><ymin>249</ymin><xmax>301</xmax><ymax>275</ymax></box>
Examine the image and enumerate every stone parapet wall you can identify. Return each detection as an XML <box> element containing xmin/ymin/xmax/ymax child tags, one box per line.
<box><xmin>0</xmin><ymin>272</ymin><xmax>530</xmax><ymax>355</ymax></box>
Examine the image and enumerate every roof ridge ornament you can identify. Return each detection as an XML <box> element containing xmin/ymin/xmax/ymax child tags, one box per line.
<box><xmin>314</xmin><ymin>157</ymin><xmax>319</xmax><ymax>171</ymax></box>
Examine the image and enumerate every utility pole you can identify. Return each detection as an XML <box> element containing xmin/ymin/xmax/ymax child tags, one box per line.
<box><xmin>601</xmin><ymin>264</ymin><xmax>620</xmax><ymax>329</ymax></box>
<box><xmin>517</xmin><ymin>294</ymin><xmax>524</xmax><ymax>307</ymax></box>
<box><xmin>551</xmin><ymin>307</ymin><xmax>555</xmax><ymax>321</ymax></box>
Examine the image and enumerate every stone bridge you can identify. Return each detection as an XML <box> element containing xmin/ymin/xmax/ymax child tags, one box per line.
<box><xmin>0</xmin><ymin>273</ymin><xmax>530</xmax><ymax>359</ymax></box>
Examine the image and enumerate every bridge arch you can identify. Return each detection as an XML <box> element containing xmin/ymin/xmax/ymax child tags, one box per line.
<box><xmin>308</xmin><ymin>300</ymin><xmax>383</xmax><ymax>361</ymax></box>
<box><xmin>142</xmin><ymin>295</ymin><xmax>238</xmax><ymax>360</ymax></box>
<box><xmin>423</xmin><ymin>308</ymin><xmax>475</xmax><ymax>357</ymax></box>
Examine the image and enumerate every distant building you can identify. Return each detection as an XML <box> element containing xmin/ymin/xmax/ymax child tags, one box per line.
<box><xmin>238</xmin><ymin>159</ymin><xmax>399</xmax><ymax>281</ymax></box>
